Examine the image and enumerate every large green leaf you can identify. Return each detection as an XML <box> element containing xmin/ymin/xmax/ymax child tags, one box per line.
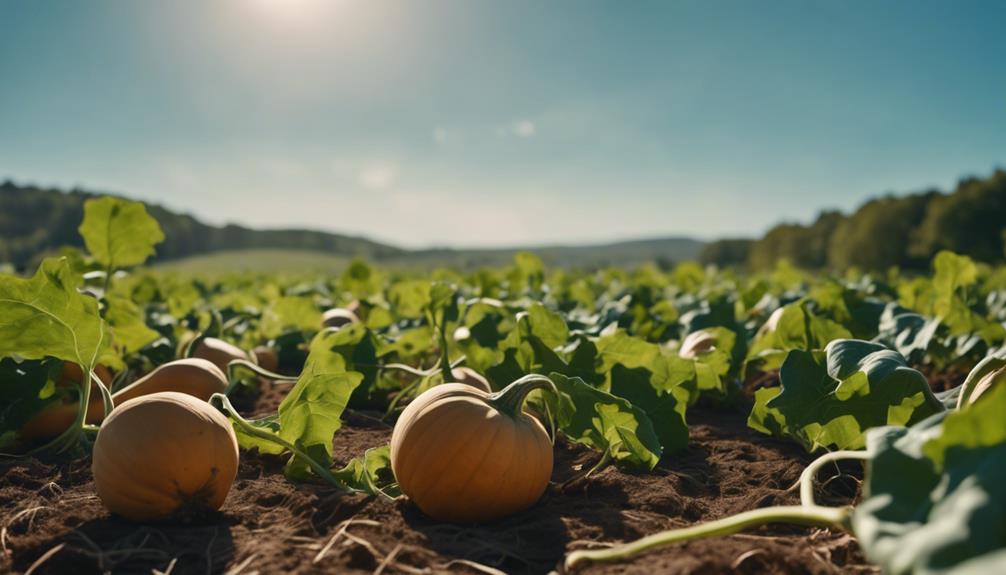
<box><xmin>596</xmin><ymin>330</ymin><xmax>694</xmax><ymax>392</ymax></box>
<box><xmin>278</xmin><ymin>360</ymin><xmax>363</xmax><ymax>473</ymax></box>
<box><xmin>852</xmin><ymin>384</ymin><xmax>1006</xmax><ymax>574</ymax></box>
<box><xmin>748</xmin><ymin>340</ymin><xmax>943</xmax><ymax>451</ymax></box>
<box><xmin>311</xmin><ymin>323</ymin><xmax>379</xmax><ymax>403</ymax></box>
<box><xmin>609</xmin><ymin>364</ymin><xmax>689</xmax><ymax>454</ymax></box>
<box><xmin>232</xmin><ymin>332</ymin><xmax>363</xmax><ymax>476</ymax></box>
<box><xmin>104</xmin><ymin>294</ymin><xmax>160</xmax><ymax>356</ymax></box>
<box><xmin>524</xmin><ymin>303</ymin><xmax>569</xmax><ymax>349</ymax></box>
<box><xmin>79</xmin><ymin>196</ymin><xmax>165</xmax><ymax>269</ymax></box>
<box><xmin>746</xmin><ymin>301</ymin><xmax>852</xmax><ymax>370</ymax></box>
<box><xmin>545</xmin><ymin>372</ymin><xmax>662</xmax><ymax>470</ymax></box>
<box><xmin>0</xmin><ymin>258</ymin><xmax>109</xmax><ymax>367</ymax></box>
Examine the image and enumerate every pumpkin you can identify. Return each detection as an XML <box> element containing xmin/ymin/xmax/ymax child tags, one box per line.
<box><xmin>450</xmin><ymin>367</ymin><xmax>493</xmax><ymax>393</ymax></box>
<box><xmin>678</xmin><ymin>329</ymin><xmax>718</xmax><ymax>359</ymax></box>
<box><xmin>19</xmin><ymin>359</ymin><xmax>228</xmax><ymax>442</ymax></box>
<box><xmin>253</xmin><ymin>345</ymin><xmax>279</xmax><ymax>373</ymax></box>
<box><xmin>57</xmin><ymin>362</ymin><xmax>113</xmax><ymax>389</ymax></box>
<box><xmin>390</xmin><ymin>375</ymin><xmax>554</xmax><ymax>523</ymax></box>
<box><xmin>321</xmin><ymin>307</ymin><xmax>360</xmax><ymax>329</ymax></box>
<box><xmin>756</xmin><ymin>307</ymin><xmax>786</xmax><ymax>338</ymax></box>
<box><xmin>189</xmin><ymin>337</ymin><xmax>255</xmax><ymax>373</ymax></box>
<box><xmin>92</xmin><ymin>391</ymin><xmax>239</xmax><ymax>521</ymax></box>
<box><xmin>958</xmin><ymin>358</ymin><xmax>1006</xmax><ymax>409</ymax></box>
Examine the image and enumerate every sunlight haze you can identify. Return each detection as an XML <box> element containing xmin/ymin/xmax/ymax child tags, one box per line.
<box><xmin>1</xmin><ymin>0</ymin><xmax>1004</xmax><ymax>248</ymax></box>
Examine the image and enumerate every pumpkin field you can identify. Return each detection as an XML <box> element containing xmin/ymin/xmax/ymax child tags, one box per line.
<box><xmin>2</xmin><ymin>197</ymin><xmax>1005</xmax><ymax>574</ymax></box>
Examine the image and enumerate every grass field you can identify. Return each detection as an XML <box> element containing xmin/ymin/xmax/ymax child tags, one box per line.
<box><xmin>156</xmin><ymin>249</ymin><xmax>351</xmax><ymax>273</ymax></box>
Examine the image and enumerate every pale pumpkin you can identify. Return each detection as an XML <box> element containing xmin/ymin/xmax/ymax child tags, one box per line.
<box><xmin>756</xmin><ymin>307</ymin><xmax>786</xmax><ymax>338</ymax></box>
<box><xmin>390</xmin><ymin>375</ymin><xmax>554</xmax><ymax>523</ymax></box>
<box><xmin>92</xmin><ymin>391</ymin><xmax>239</xmax><ymax>521</ymax></box>
<box><xmin>958</xmin><ymin>358</ymin><xmax>1006</xmax><ymax>409</ymax></box>
<box><xmin>189</xmin><ymin>337</ymin><xmax>255</xmax><ymax>373</ymax></box>
<box><xmin>450</xmin><ymin>367</ymin><xmax>493</xmax><ymax>393</ymax></box>
<box><xmin>57</xmin><ymin>362</ymin><xmax>113</xmax><ymax>390</ymax></box>
<box><xmin>253</xmin><ymin>345</ymin><xmax>279</xmax><ymax>373</ymax></box>
<box><xmin>321</xmin><ymin>307</ymin><xmax>360</xmax><ymax>329</ymax></box>
<box><xmin>19</xmin><ymin>359</ymin><xmax>228</xmax><ymax>442</ymax></box>
<box><xmin>678</xmin><ymin>329</ymin><xmax>719</xmax><ymax>359</ymax></box>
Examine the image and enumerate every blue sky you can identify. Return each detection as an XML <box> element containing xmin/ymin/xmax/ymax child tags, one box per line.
<box><xmin>1</xmin><ymin>1</ymin><xmax>1004</xmax><ymax>248</ymax></box>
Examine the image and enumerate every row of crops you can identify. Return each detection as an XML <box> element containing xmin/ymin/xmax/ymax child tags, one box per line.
<box><xmin>2</xmin><ymin>197</ymin><xmax>1005</xmax><ymax>573</ymax></box>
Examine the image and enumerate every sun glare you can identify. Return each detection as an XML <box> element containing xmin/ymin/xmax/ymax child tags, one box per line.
<box><xmin>247</xmin><ymin>0</ymin><xmax>338</xmax><ymax>26</ymax></box>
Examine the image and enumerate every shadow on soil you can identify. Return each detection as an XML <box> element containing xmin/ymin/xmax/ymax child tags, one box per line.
<box><xmin>14</xmin><ymin>514</ymin><xmax>236</xmax><ymax>575</ymax></box>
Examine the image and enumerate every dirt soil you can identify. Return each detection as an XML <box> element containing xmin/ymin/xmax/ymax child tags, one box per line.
<box><xmin>2</xmin><ymin>379</ymin><xmax>879</xmax><ymax>575</ymax></box>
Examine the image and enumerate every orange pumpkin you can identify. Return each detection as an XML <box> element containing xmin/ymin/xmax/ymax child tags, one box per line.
<box><xmin>19</xmin><ymin>359</ymin><xmax>228</xmax><ymax>442</ymax></box>
<box><xmin>92</xmin><ymin>391</ymin><xmax>239</xmax><ymax>521</ymax></box>
<box><xmin>390</xmin><ymin>375</ymin><xmax>554</xmax><ymax>523</ymax></box>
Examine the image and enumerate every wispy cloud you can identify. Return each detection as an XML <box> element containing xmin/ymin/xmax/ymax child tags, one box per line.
<box><xmin>432</xmin><ymin>127</ymin><xmax>448</xmax><ymax>144</ymax></box>
<box><xmin>357</xmin><ymin>161</ymin><xmax>398</xmax><ymax>190</ymax></box>
<box><xmin>512</xmin><ymin>119</ymin><xmax>536</xmax><ymax>137</ymax></box>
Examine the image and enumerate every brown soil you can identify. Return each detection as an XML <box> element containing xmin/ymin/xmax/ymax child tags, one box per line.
<box><xmin>2</xmin><ymin>380</ymin><xmax>879</xmax><ymax>575</ymax></box>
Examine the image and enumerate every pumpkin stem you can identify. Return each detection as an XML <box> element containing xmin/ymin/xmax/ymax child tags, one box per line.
<box><xmin>563</xmin><ymin>504</ymin><xmax>851</xmax><ymax>571</ymax></box>
<box><xmin>486</xmin><ymin>374</ymin><xmax>557</xmax><ymax>420</ymax></box>
<box><xmin>224</xmin><ymin>359</ymin><xmax>299</xmax><ymax>396</ymax></box>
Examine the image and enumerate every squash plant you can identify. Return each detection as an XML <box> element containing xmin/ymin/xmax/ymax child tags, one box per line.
<box><xmin>749</xmin><ymin>339</ymin><xmax>946</xmax><ymax>451</ymax></box>
<box><xmin>565</xmin><ymin>380</ymin><xmax>1006</xmax><ymax>573</ymax></box>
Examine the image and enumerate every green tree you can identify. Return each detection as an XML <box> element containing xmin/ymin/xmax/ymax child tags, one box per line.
<box><xmin>909</xmin><ymin>170</ymin><xmax>1006</xmax><ymax>263</ymax></box>
<box><xmin>827</xmin><ymin>192</ymin><xmax>936</xmax><ymax>271</ymax></box>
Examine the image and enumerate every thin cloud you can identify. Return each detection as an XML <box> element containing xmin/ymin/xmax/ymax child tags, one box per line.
<box><xmin>513</xmin><ymin>120</ymin><xmax>536</xmax><ymax>137</ymax></box>
<box><xmin>357</xmin><ymin>162</ymin><xmax>398</xmax><ymax>190</ymax></box>
<box><xmin>432</xmin><ymin>127</ymin><xmax>448</xmax><ymax>144</ymax></box>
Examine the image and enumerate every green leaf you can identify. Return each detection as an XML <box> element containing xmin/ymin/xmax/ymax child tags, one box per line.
<box><xmin>79</xmin><ymin>196</ymin><xmax>165</xmax><ymax>269</ymax></box>
<box><xmin>104</xmin><ymin>294</ymin><xmax>159</xmax><ymax>356</ymax></box>
<box><xmin>0</xmin><ymin>358</ymin><xmax>64</xmax><ymax>449</ymax></box>
<box><xmin>748</xmin><ymin>340</ymin><xmax>943</xmax><ymax>451</ymax></box>
<box><xmin>340</xmin><ymin>258</ymin><xmax>382</xmax><ymax>298</ymax></box>
<box><xmin>332</xmin><ymin>445</ymin><xmax>401</xmax><ymax>498</ymax></box>
<box><xmin>680</xmin><ymin>327</ymin><xmax>737</xmax><ymax>398</ymax></box>
<box><xmin>260</xmin><ymin>296</ymin><xmax>320</xmax><ymax>338</ymax></box>
<box><xmin>279</xmin><ymin>366</ymin><xmax>363</xmax><ymax>468</ymax></box>
<box><xmin>852</xmin><ymin>383</ymin><xmax>1006</xmax><ymax>574</ymax></box>
<box><xmin>922</xmin><ymin>382</ymin><xmax>1006</xmax><ymax>470</ymax></box>
<box><xmin>746</xmin><ymin>302</ymin><xmax>852</xmax><ymax>371</ymax></box>
<box><xmin>382</xmin><ymin>325</ymin><xmax>435</xmax><ymax>359</ymax></box>
<box><xmin>387</xmin><ymin>280</ymin><xmax>432</xmax><ymax>319</ymax></box>
<box><xmin>596</xmin><ymin>330</ymin><xmax>694</xmax><ymax>392</ymax></box>
<box><xmin>311</xmin><ymin>323</ymin><xmax>379</xmax><ymax>404</ymax></box>
<box><xmin>609</xmin><ymin>364</ymin><xmax>689</xmax><ymax>454</ymax></box>
<box><xmin>0</xmin><ymin>258</ymin><xmax>109</xmax><ymax>368</ymax></box>
<box><xmin>747</xmin><ymin>386</ymin><xmax>785</xmax><ymax>437</ymax></box>
<box><xmin>524</xmin><ymin>303</ymin><xmax>569</xmax><ymax>349</ymax></box>
<box><xmin>229</xmin><ymin>330</ymin><xmax>364</xmax><ymax>476</ymax></box>
<box><xmin>232</xmin><ymin>414</ymin><xmax>285</xmax><ymax>456</ymax></box>
<box><xmin>932</xmin><ymin>251</ymin><xmax>978</xmax><ymax>315</ymax></box>
<box><xmin>509</xmin><ymin>252</ymin><xmax>545</xmax><ymax>292</ymax></box>
<box><xmin>545</xmin><ymin>372</ymin><xmax>662</xmax><ymax>470</ymax></box>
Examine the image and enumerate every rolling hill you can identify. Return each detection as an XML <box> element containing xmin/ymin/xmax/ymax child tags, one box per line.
<box><xmin>0</xmin><ymin>181</ymin><xmax>704</xmax><ymax>271</ymax></box>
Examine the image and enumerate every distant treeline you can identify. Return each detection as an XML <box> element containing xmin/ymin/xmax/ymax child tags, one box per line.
<box><xmin>3</xmin><ymin>171</ymin><xmax>1003</xmax><ymax>273</ymax></box>
<box><xmin>701</xmin><ymin>169</ymin><xmax>1006</xmax><ymax>271</ymax></box>
<box><xmin>0</xmin><ymin>183</ymin><xmax>404</xmax><ymax>270</ymax></box>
